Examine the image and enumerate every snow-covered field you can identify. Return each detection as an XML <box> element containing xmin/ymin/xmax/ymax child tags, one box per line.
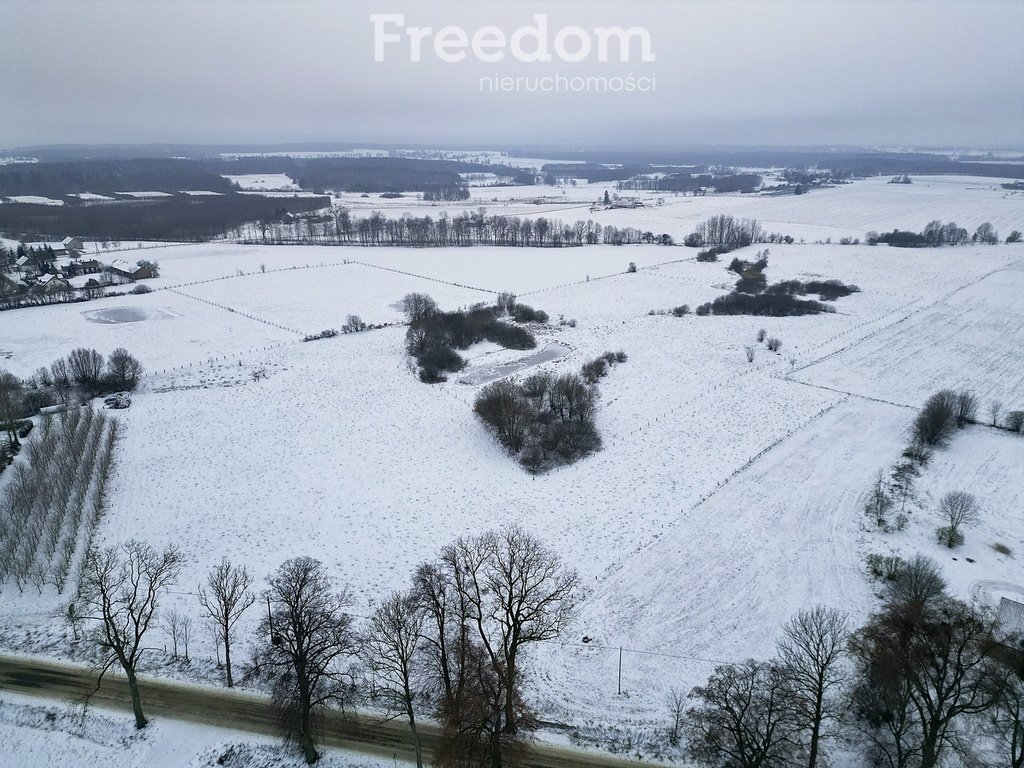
<box><xmin>1</xmin><ymin>176</ymin><xmax>1023</xmax><ymax>751</ymax></box>
<box><xmin>223</xmin><ymin>173</ymin><xmax>298</xmax><ymax>191</ymax></box>
<box><xmin>0</xmin><ymin>692</ymin><xmax>395</xmax><ymax>768</ymax></box>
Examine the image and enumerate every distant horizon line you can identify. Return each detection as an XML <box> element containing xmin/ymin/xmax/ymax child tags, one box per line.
<box><xmin>4</xmin><ymin>141</ymin><xmax>1024</xmax><ymax>155</ymax></box>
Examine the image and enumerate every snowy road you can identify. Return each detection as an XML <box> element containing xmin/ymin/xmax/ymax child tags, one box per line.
<box><xmin>0</xmin><ymin>654</ymin><xmax>664</xmax><ymax>768</ymax></box>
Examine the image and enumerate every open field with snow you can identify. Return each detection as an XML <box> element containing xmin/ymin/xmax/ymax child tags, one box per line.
<box><xmin>1</xmin><ymin>177</ymin><xmax>1023</xmax><ymax>744</ymax></box>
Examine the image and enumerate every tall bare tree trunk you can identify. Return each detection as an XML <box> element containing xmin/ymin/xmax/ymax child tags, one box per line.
<box><xmin>125</xmin><ymin>668</ymin><xmax>147</xmax><ymax>729</ymax></box>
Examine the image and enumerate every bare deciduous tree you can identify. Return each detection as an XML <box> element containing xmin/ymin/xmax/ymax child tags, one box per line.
<box><xmin>955</xmin><ymin>389</ymin><xmax>978</xmax><ymax>428</ymax></box>
<box><xmin>982</xmin><ymin>664</ymin><xmax>1024</xmax><ymax>768</ymax></box>
<box><xmin>67</xmin><ymin>348</ymin><xmax>105</xmax><ymax>391</ymax></box>
<box><xmin>913</xmin><ymin>389</ymin><xmax>958</xmax><ymax>447</ymax></box>
<box><xmin>76</xmin><ymin>540</ymin><xmax>183</xmax><ymax>728</ymax></box>
<box><xmin>864</xmin><ymin>469</ymin><xmax>893</xmax><ymax>528</ymax></box>
<box><xmin>666</xmin><ymin>686</ymin><xmax>686</xmax><ymax>746</ymax></box>
<box><xmin>777</xmin><ymin>606</ymin><xmax>849</xmax><ymax>768</ymax></box>
<box><xmin>937</xmin><ymin>491</ymin><xmax>980</xmax><ymax>548</ymax></box>
<box><xmin>198</xmin><ymin>558</ymin><xmax>255</xmax><ymax>688</ymax></box>
<box><xmin>849</xmin><ymin>598</ymin><xmax>1000</xmax><ymax>768</ymax></box>
<box><xmin>402</xmin><ymin>292</ymin><xmax>438</xmax><ymax>324</ymax></box>
<box><xmin>107</xmin><ymin>348</ymin><xmax>143</xmax><ymax>391</ymax></box>
<box><xmin>0</xmin><ymin>370</ymin><xmax>22</xmax><ymax>448</ymax></box>
<box><xmin>989</xmin><ymin>400</ymin><xmax>1004</xmax><ymax>427</ymax></box>
<box><xmin>365</xmin><ymin>590</ymin><xmax>426</xmax><ymax>768</ymax></box>
<box><xmin>884</xmin><ymin>554</ymin><xmax>947</xmax><ymax>610</ymax></box>
<box><xmin>685</xmin><ymin>660</ymin><xmax>799</xmax><ymax>767</ymax></box>
<box><xmin>448</xmin><ymin>526</ymin><xmax>579</xmax><ymax>735</ymax></box>
<box><xmin>255</xmin><ymin>557</ymin><xmax>358</xmax><ymax>764</ymax></box>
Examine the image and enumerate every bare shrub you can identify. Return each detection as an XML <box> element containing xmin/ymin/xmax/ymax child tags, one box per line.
<box><xmin>745</xmin><ymin>345</ymin><xmax>756</xmax><ymax>363</ymax></box>
<box><xmin>884</xmin><ymin>554</ymin><xmax>947</xmax><ymax>609</ymax></box>
<box><xmin>913</xmin><ymin>389</ymin><xmax>958</xmax><ymax>447</ymax></box>
<box><xmin>1006</xmin><ymin>410</ymin><xmax>1024</xmax><ymax>433</ymax></box>
<box><xmin>955</xmin><ymin>389</ymin><xmax>978</xmax><ymax>427</ymax></box>
<box><xmin>766</xmin><ymin>337</ymin><xmax>782</xmax><ymax>352</ymax></box>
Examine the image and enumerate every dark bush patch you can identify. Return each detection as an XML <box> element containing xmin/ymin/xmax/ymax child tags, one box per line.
<box><xmin>766</xmin><ymin>279</ymin><xmax>860</xmax><ymax>301</ymax></box>
<box><xmin>708</xmin><ymin>292</ymin><xmax>835</xmax><ymax>316</ymax></box>
<box><xmin>511</xmin><ymin>304</ymin><xmax>549</xmax><ymax>324</ymax></box>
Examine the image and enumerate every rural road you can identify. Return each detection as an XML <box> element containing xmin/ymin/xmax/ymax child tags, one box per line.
<box><xmin>0</xmin><ymin>653</ymin><xmax>655</xmax><ymax>767</ymax></box>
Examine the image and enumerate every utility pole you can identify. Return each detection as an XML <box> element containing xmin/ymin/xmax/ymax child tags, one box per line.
<box><xmin>617</xmin><ymin>646</ymin><xmax>622</xmax><ymax>695</ymax></box>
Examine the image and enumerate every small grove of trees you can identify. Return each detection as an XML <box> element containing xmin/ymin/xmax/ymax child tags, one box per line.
<box><xmin>402</xmin><ymin>293</ymin><xmax>544</xmax><ymax>383</ymax></box>
<box><xmin>76</xmin><ymin>540</ymin><xmax>183</xmax><ymax>728</ymax></box>
<box><xmin>0</xmin><ymin>408</ymin><xmax>118</xmax><ymax>592</ymax></box>
<box><xmin>866</xmin><ymin>220</ymin><xmax>1002</xmax><ymax>247</ymax></box>
<box><xmin>684</xmin><ymin>215</ymin><xmax>767</xmax><ymax>249</ymax></box>
<box><xmin>683</xmin><ymin>606</ymin><xmax>849</xmax><ymax>768</ymax></box>
<box><xmin>681</xmin><ymin>557</ymin><xmax>1022</xmax><ymax>768</ymax></box>
<box><xmin>475</xmin><ymin>352</ymin><xmax>626</xmax><ymax>473</ymax></box>
<box><xmin>28</xmin><ymin>347</ymin><xmax>144</xmax><ymax>403</ymax></box>
<box><xmin>242</xmin><ymin>527</ymin><xmax>578</xmax><ymax>766</ymax></box>
<box><xmin>909</xmin><ymin>388</ymin><xmax>976</xmax><ymax>452</ymax></box>
<box><xmin>848</xmin><ymin>589</ymin><xmax>1003</xmax><ymax>767</ymax></box>
<box><xmin>413</xmin><ymin>527</ymin><xmax>580</xmax><ymax>766</ymax></box>
<box><xmin>692</xmin><ymin>251</ymin><xmax>857</xmax><ymax>317</ymax></box>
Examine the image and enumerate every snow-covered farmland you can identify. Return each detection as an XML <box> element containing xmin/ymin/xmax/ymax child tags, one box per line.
<box><xmin>222</xmin><ymin>173</ymin><xmax>298</xmax><ymax>191</ymax></box>
<box><xmin>1</xmin><ymin>179</ymin><xmax>1023</xmax><ymax>738</ymax></box>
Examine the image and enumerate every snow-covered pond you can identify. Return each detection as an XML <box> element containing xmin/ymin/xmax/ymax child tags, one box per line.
<box><xmin>458</xmin><ymin>343</ymin><xmax>571</xmax><ymax>385</ymax></box>
<box><xmin>81</xmin><ymin>306</ymin><xmax>150</xmax><ymax>324</ymax></box>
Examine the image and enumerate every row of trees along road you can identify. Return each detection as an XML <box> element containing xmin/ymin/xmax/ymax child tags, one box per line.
<box><xmin>69</xmin><ymin>526</ymin><xmax>579</xmax><ymax>767</ymax></box>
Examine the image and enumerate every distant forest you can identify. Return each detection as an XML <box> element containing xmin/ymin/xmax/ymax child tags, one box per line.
<box><xmin>531</xmin><ymin>149</ymin><xmax>1024</xmax><ymax>179</ymax></box>
<box><xmin>214</xmin><ymin>157</ymin><xmax>535</xmax><ymax>193</ymax></box>
<box><xmin>0</xmin><ymin>195</ymin><xmax>329</xmax><ymax>241</ymax></box>
<box><xmin>0</xmin><ymin>160</ymin><xmax>237</xmax><ymax>196</ymax></box>
<box><xmin>0</xmin><ymin>157</ymin><xmax>535</xmax><ymax>198</ymax></box>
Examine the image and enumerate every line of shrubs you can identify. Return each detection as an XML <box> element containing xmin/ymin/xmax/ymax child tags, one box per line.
<box><xmin>907</xmin><ymin>389</ymin><xmax>1023</xmax><ymax>462</ymax></box>
<box><xmin>474</xmin><ymin>351</ymin><xmax>627</xmax><ymax>473</ymax></box>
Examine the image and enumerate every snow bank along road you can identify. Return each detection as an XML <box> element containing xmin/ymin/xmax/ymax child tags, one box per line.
<box><xmin>0</xmin><ymin>653</ymin><xmax>656</xmax><ymax>768</ymax></box>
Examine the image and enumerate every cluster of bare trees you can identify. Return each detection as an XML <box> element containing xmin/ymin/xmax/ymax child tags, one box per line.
<box><xmin>866</xmin><ymin>220</ymin><xmax>1005</xmax><ymax>247</ymax></box>
<box><xmin>474</xmin><ymin>355</ymin><xmax>625</xmax><ymax>474</ymax></box>
<box><xmin>684</xmin><ymin>215</ymin><xmax>766</xmax><ymax>248</ymax></box>
<box><xmin>0</xmin><ymin>408</ymin><xmax>118</xmax><ymax>593</ymax></box>
<box><xmin>239</xmin><ymin>206</ymin><xmax>672</xmax><ymax>249</ymax></box>
<box><xmin>241</xmin><ymin>527</ymin><xmax>577</xmax><ymax>766</ymax></box>
<box><xmin>679</xmin><ymin>562</ymin><xmax>1023</xmax><ymax>768</ymax></box>
<box><xmin>27</xmin><ymin>347</ymin><xmax>143</xmax><ymax>408</ymax></box>
<box><xmin>403</xmin><ymin>293</ymin><xmax>541</xmax><ymax>383</ymax></box>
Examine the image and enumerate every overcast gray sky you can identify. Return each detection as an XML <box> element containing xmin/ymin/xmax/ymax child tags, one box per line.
<box><xmin>2</xmin><ymin>0</ymin><xmax>1021</xmax><ymax>149</ymax></box>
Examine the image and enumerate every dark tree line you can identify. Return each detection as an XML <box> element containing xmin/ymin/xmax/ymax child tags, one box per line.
<box><xmin>618</xmin><ymin>173</ymin><xmax>762</xmax><ymax>193</ymax></box>
<box><xmin>0</xmin><ymin>195</ymin><xmax>329</xmax><ymax>242</ymax></box>
<box><xmin>0</xmin><ymin>159</ymin><xmax>236</xmax><ymax>197</ymax></box>
<box><xmin>866</xmin><ymin>220</ymin><xmax>1001</xmax><ymax>247</ymax></box>
<box><xmin>240</xmin><ymin>206</ymin><xmax>672</xmax><ymax>249</ymax></box>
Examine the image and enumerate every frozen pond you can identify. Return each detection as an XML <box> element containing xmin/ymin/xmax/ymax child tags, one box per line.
<box><xmin>458</xmin><ymin>343</ymin><xmax>571</xmax><ymax>385</ymax></box>
<box><xmin>82</xmin><ymin>306</ymin><xmax>149</xmax><ymax>324</ymax></box>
